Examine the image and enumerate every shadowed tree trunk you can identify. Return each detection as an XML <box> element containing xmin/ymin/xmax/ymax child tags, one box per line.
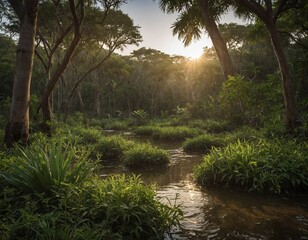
<box><xmin>38</xmin><ymin>0</ymin><xmax>84</xmax><ymax>134</ymax></box>
<box><xmin>234</xmin><ymin>0</ymin><xmax>298</xmax><ymax>130</ymax></box>
<box><xmin>4</xmin><ymin>0</ymin><xmax>39</xmax><ymax>147</ymax></box>
<box><xmin>197</xmin><ymin>0</ymin><xmax>236</xmax><ymax>79</ymax></box>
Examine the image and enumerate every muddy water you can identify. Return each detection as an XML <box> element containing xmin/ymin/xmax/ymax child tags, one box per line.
<box><xmin>100</xmin><ymin>133</ymin><xmax>308</xmax><ymax>239</ymax></box>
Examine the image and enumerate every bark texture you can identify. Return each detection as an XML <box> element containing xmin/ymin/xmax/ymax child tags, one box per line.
<box><xmin>234</xmin><ymin>0</ymin><xmax>298</xmax><ymax>130</ymax></box>
<box><xmin>197</xmin><ymin>0</ymin><xmax>236</xmax><ymax>79</ymax></box>
<box><xmin>4</xmin><ymin>0</ymin><xmax>39</xmax><ymax>147</ymax></box>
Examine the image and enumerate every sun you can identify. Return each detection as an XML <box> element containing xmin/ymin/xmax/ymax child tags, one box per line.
<box><xmin>180</xmin><ymin>42</ymin><xmax>205</xmax><ymax>60</ymax></box>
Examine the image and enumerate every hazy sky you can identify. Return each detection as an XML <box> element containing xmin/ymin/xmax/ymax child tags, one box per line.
<box><xmin>119</xmin><ymin>0</ymin><xmax>243</xmax><ymax>58</ymax></box>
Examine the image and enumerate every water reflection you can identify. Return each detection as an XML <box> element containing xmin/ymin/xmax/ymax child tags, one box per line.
<box><xmin>100</xmin><ymin>133</ymin><xmax>308</xmax><ymax>239</ymax></box>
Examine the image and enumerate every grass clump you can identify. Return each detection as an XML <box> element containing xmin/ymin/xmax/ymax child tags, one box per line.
<box><xmin>133</xmin><ymin>125</ymin><xmax>160</xmax><ymax>136</ymax></box>
<box><xmin>103</xmin><ymin>119</ymin><xmax>130</xmax><ymax>131</ymax></box>
<box><xmin>0</xmin><ymin>175</ymin><xmax>182</xmax><ymax>240</ymax></box>
<box><xmin>189</xmin><ymin>119</ymin><xmax>231</xmax><ymax>133</ymax></box>
<box><xmin>194</xmin><ymin>139</ymin><xmax>308</xmax><ymax>194</ymax></box>
<box><xmin>152</xmin><ymin>126</ymin><xmax>200</xmax><ymax>142</ymax></box>
<box><xmin>0</xmin><ymin>141</ymin><xmax>94</xmax><ymax>195</ymax></box>
<box><xmin>183</xmin><ymin>134</ymin><xmax>224</xmax><ymax>153</ymax></box>
<box><xmin>73</xmin><ymin>126</ymin><xmax>103</xmax><ymax>144</ymax></box>
<box><xmin>92</xmin><ymin>136</ymin><xmax>134</xmax><ymax>161</ymax></box>
<box><xmin>122</xmin><ymin>144</ymin><xmax>170</xmax><ymax>168</ymax></box>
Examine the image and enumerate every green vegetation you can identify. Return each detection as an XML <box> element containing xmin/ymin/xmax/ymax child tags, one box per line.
<box><xmin>183</xmin><ymin>134</ymin><xmax>224</xmax><ymax>153</ymax></box>
<box><xmin>152</xmin><ymin>126</ymin><xmax>200</xmax><ymax>141</ymax></box>
<box><xmin>123</xmin><ymin>144</ymin><xmax>170</xmax><ymax>168</ymax></box>
<box><xmin>194</xmin><ymin>139</ymin><xmax>308</xmax><ymax>194</ymax></box>
<box><xmin>188</xmin><ymin>119</ymin><xmax>231</xmax><ymax>133</ymax></box>
<box><xmin>0</xmin><ymin>142</ymin><xmax>94</xmax><ymax>195</ymax></box>
<box><xmin>134</xmin><ymin>125</ymin><xmax>160</xmax><ymax>136</ymax></box>
<box><xmin>92</xmin><ymin>136</ymin><xmax>134</xmax><ymax>161</ymax></box>
<box><xmin>134</xmin><ymin>125</ymin><xmax>201</xmax><ymax>142</ymax></box>
<box><xmin>0</xmin><ymin>136</ymin><xmax>182</xmax><ymax>239</ymax></box>
<box><xmin>102</xmin><ymin>119</ymin><xmax>131</xmax><ymax>131</ymax></box>
<box><xmin>1</xmin><ymin>1</ymin><xmax>308</xmax><ymax>238</ymax></box>
<box><xmin>0</xmin><ymin>175</ymin><xmax>182</xmax><ymax>240</ymax></box>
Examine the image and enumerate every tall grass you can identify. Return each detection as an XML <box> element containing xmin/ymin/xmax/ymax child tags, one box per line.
<box><xmin>0</xmin><ymin>175</ymin><xmax>182</xmax><ymax>240</ymax></box>
<box><xmin>134</xmin><ymin>125</ymin><xmax>160</xmax><ymax>136</ymax></box>
<box><xmin>122</xmin><ymin>144</ymin><xmax>170</xmax><ymax>168</ymax></box>
<box><xmin>183</xmin><ymin>134</ymin><xmax>224</xmax><ymax>153</ymax></box>
<box><xmin>189</xmin><ymin>119</ymin><xmax>231</xmax><ymax>133</ymax></box>
<box><xmin>92</xmin><ymin>136</ymin><xmax>135</xmax><ymax>160</ymax></box>
<box><xmin>152</xmin><ymin>126</ymin><xmax>201</xmax><ymax>141</ymax></box>
<box><xmin>0</xmin><ymin>142</ymin><xmax>95</xmax><ymax>195</ymax></box>
<box><xmin>194</xmin><ymin>139</ymin><xmax>308</xmax><ymax>194</ymax></box>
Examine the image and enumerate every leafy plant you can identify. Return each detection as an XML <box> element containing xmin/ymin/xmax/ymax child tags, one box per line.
<box><xmin>152</xmin><ymin>126</ymin><xmax>200</xmax><ymax>141</ymax></box>
<box><xmin>183</xmin><ymin>134</ymin><xmax>224</xmax><ymax>153</ymax></box>
<box><xmin>132</xmin><ymin>109</ymin><xmax>149</xmax><ymax>125</ymax></box>
<box><xmin>194</xmin><ymin>139</ymin><xmax>308</xmax><ymax>194</ymax></box>
<box><xmin>0</xmin><ymin>175</ymin><xmax>182</xmax><ymax>240</ymax></box>
<box><xmin>133</xmin><ymin>125</ymin><xmax>160</xmax><ymax>136</ymax></box>
<box><xmin>0</xmin><ymin>141</ymin><xmax>95</xmax><ymax>195</ymax></box>
<box><xmin>122</xmin><ymin>144</ymin><xmax>170</xmax><ymax>168</ymax></box>
<box><xmin>92</xmin><ymin>136</ymin><xmax>135</xmax><ymax>160</ymax></box>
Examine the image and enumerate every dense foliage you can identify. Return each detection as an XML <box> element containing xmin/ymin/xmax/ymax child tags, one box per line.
<box><xmin>0</xmin><ymin>131</ymin><xmax>182</xmax><ymax>239</ymax></box>
<box><xmin>194</xmin><ymin>139</ymin><xmax>308</xmax><ymax>194</ymax></box>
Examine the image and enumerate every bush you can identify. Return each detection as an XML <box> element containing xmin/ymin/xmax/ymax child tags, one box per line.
<box><xmin>0</xmin><ymin>175</ymin><xmax>182</xmax><ymax>240</ymax></box>
<box><xmin>133</xmin><ymin>125</ymin><xmax>159</xmax><ymax>136</ymax></box>
<box><xmin>194</xmin><ymin>139</ymin><xmax>308</xmax><ymax>194</ymax></box>
<box><xmin>188</xmin><ymin>119</ymin><xmax>231</xmax><ymax>133</ymax></box>
<box><xmin>103</xmin><ymin>119</ymin><xmax>130</xmax><ymax>131</ymax></box>
<box><xmin>0</xmin><ymin>141</ymin><xmax>94</xmax><ymax>195</ymax></box>
<box><xmin>74</xmin><ymin>126</ymin><xmax>103</xmax><ymax>144</ymax></box>
<box><xmin>224</xmin><ymin>126</ymin><xmax>261</xmax><ymax>143</ymax></box>
<box><xmin>122</xmin><ymin>144</ymin><xmax>170</xmax><ymax>168</ymax></box>
<box><xmin>152</xmin><ymin>126</ymin><xmax>200</xmax><ymax>142</ymax></box>
<box><xmin>92</xmin><ymin>136</ymin><xmax>134</xmax><ymax>160</ymax></box>
<box><xmin>132</xmin><ymin>109</ymin><xmax>149</xmax><ymax>126</ymax></box>
<box><xmin>183</xmin><ymin>134</ymin><xmax>224</xmax><ymax>153</ymax></box>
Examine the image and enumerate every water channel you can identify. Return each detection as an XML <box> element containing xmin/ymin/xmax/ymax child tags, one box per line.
<box><xmin>101</xmin><ymin>132</ymin><xmax>308</xmax><ymax>239</ymax></box>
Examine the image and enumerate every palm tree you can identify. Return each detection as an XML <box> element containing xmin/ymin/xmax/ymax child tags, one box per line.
<box><xmin>159</xmin><ymin>0</ymin><xmax>236</xmax><ymax>79</ymax></box>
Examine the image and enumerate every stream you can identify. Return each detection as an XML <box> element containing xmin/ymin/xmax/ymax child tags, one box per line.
<box><xmin>100</xmin><ymin>132</ymin><xmax>308</xmax><ymax>240</ymax></box>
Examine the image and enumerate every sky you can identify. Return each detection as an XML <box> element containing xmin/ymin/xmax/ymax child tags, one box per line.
<box><xmin>119</xmin><ymin>0</ymin><xmax>244</xmax><ymax>59</ymax></box>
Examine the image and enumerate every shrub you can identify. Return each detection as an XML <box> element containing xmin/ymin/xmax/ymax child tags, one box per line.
<box><xmin>0</xmin><ymin>175</ymin><xmax>182</xmax><ymax>240</ymax></box>
<box><xmin>80</xmin><ymin>175</ymin><xmax>182</xmax><ymax>239</ymax></box>
<box><xmin>183</xmin><ymin>134</ymin><xmax>224</xmax><ymax>153</ymax></box>
<box><xmin>132</xmin><ymin>109</ymin><xmax>149</xmax><ymax>126</ymax></box>
<box><xmin>194</xmin><ymin>139</ymin><xmax>308</xmax><ymax>194</ymax></box>
<box><xmin>152</xmin><ymin>126</ymin><xmax>200</xmax><ymax>142</ymax></box>
<box><xmin>103</xmin><ymin>119</ymin><xmax>130</xmax><ymax>131</ymax></box>
<box><xmin>133</xmin><ymin>125</ymin><xmax>159</xmax><ymax>136</ymax></box>
<box><xmin>224</xmin><ymin>126</ymin><xmax>261</xmax><ymax>143</ymax></box>
<box><xmin>188</xmin><ymin>119</ymin><xmax>231</xmax><ymax>133</ymax></box>
<box><xmin>122</xmin><ymin>144</ymin><xmax>170</xmax><ymax>168</ymax></box>
<box><xmin>74</xmin><ymin>126</ymin><xmax>103</xmax><ymax>144</ymax></box>
<box><xmin>92</xmin><ymin>136</ymin><xmax>134</xmax><ymax>160</ymax></box>
<box><xmin>0</xmin><ymin>141</ymin><xmax>95</xmax><ymax>195</ymax></box>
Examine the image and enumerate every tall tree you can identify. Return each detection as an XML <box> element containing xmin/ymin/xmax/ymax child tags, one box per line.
<box><xmin>38</xmin><ymin>0</ymin><xmax>85</xmax><ymax>133</ymax></box>
<box><xmin>4</xmin><ymin>0</ymin><xmax>39</xmax><ymax>147</ymax></box>
<box><xmin>159</xmin><ymin>0</ymin><xmax>236</xmax><ymax>79</ymax></box>
<box><xmin>232</xmin><ymin>0</ymin><xmax>300</xmax><ymax>130</ymax></box>
<box><xmin>63</xmin><ymin>9</ymin><xmax>142</xmax><ymax>121</ymax></box>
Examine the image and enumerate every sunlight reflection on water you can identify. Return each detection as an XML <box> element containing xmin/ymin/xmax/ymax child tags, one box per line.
<box><xmin>100</xmin><ymin>133</ymin><xmax>308</xmax><ymax>239</ymax></box>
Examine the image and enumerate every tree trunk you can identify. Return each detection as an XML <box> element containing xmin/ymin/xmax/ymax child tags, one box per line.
<box><xmin>197</xmin><ymin>0</ymin><xmax>236</xmax><ymax>79</ymax></box>
<box><xmin>38</xmin><ymin>0</ymin><xmax>84</xmax><ymax>134</ymax></box>
<box><xmin>233</xmin><ymin>0</ymin><xmax>299</xmax><ymax>130</ymax></box>
<box><xmin>265</xmin><ymin>19</ymin><xmax>298</xmax><ymax>130</ymax></box>
<box><xmin>4</xmin><ymin>1</ymin><xmax>38</xmax><ymax>147</ymax></box>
